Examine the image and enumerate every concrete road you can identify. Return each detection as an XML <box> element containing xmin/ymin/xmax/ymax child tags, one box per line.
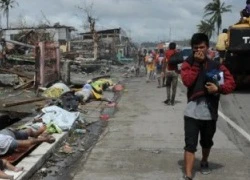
<box><xmin>218</xmin><ymin>88</ymin><xmax>250</xmax><ymax>157</ymax></box>
<box><xmin>72</xmin><ymin>77</ymin><xmax>250</xmax><ymax>180</ymax></box>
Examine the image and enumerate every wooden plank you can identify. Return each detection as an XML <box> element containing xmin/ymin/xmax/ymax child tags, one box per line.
<box><xmin>0</xmin><ymin>68</ymin><xmax>32</xmax><ymax>79</ymax></box>
<box><xmin>2</xmin><ymin>97</ymin><xmax>46</xmax><ymax>107</ymax></box>
<box><xmin>13</xmin><ymin>80</ymin><xmax>34</xmax><ymax>90</ymax></box>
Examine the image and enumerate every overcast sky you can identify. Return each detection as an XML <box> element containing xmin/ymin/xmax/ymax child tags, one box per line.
<box><xmin>2</xmin><ymin>0</ymin><xmax>244</xmax><ymax>42</ymax></box>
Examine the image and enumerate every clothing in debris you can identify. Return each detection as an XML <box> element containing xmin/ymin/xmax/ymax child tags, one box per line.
<box><xmin>0</xmin><ymin>129</ymin><xmax>29</xmax><ymax>155</ymax></box>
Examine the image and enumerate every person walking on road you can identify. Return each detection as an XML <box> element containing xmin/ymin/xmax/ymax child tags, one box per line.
<box><xmin>155</xmin><ymin>49</ymin><xmax>165</xmax><ymax>88</ymax></box>
<box><xmin>145</xmin><ymin>50</ymin><xmax>155</xmax><ymax>83</ymax></box>
<box><xmin>215</xmin><ymin>29</ymin><xmax>228</xmax><ymax>64</ymax></box>
<box><xmin>163</xmin><ymin>42</ymin><xmax>179</xmax><ymax>105</ymax></box>
<box><xmin>136</xmin><ymin>49</ymin><xmax>145</xmax><ymax>77</ymax></box>
<box><xmin>180</xmin><ymin>33</ymin><xmax>236</xmax><ymax>180</ymax></box>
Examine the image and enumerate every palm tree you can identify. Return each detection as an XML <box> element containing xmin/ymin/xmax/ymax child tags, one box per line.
<box><xmin>204</xmin><ymin>0</ymin><xmax>232</xmax><ymax>35</ymax></box>
<box><xmin>197</xmin><ymin>19</ymin><xmax>215</xmax><ymax>39</ymax></box>
<box><xmin>0</xmin><ymin>0</ymin><xmax>18</xmax><ymax>28</ymax></box>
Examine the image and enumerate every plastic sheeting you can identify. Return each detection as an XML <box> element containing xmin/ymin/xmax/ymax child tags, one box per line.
<box><xmin>41</xmin><ymin>106</ymin><xmax>79</xmax><ymax>131</ymax></box>
<box><xmin>42</xmin><ymin>82</ymin><xmax>70</xmax><ymax>98</ymax></box>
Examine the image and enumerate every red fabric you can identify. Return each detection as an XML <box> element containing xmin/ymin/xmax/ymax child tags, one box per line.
<box><xmin>155</xmin><ymin>54</ymin><xmax>160</xmax><ymax>63</ymax></box>
<box><xmin>181</xmin><ymin>61</ymin><xmax>200</xmax><ymax>88</ymax></box>
<box><xmin>181</xmin><ymin>61</ymin><xmax>236</xmax><ymax>94</ymax></box>
<box><xmin>165</xmin><ymin>49</ymin><xmax>178</xmax><ymax>71</ymax></box>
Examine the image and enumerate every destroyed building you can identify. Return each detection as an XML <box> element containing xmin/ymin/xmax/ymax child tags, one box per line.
<box><xmin>70</xmin><ymin>28</ymin><xmax>136</xmax><ymax>62</ymax></box>
<box><xmin>1</xmin><ymin>24</ymin><xmax>76</xmax><ymax>52</ymax></box>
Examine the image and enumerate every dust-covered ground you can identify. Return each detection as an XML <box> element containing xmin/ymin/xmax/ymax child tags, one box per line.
<box><xmin>29</xmin><ymin>65</ymin><xmax>137</xmax><ymax>180</ymax></box>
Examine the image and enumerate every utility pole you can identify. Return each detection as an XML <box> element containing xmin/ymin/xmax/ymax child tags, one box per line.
<box><xmin>169</xmin><ymin>27</ymin><xmax>172</xmax><ymax>42</ymax></box>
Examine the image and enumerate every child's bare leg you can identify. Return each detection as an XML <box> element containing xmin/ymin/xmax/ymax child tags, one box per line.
<box><xmin>2</xmin><ymin>159</ymin><xmax>23</xmax><ymax>172</ymax></box>
<box><xmin>26</xmin><ymin>124</ymin><xmax>47</xmax><ymax>138</ymax></box>
<box><xmin>16</xmin><ymin>136</ymin><xmax>55</xmax><ymax>149</ymax></box>
<box><xmin>0</xmin><ymin>170</ymin><xmax>14</xmax><ymax>180</ymax></box>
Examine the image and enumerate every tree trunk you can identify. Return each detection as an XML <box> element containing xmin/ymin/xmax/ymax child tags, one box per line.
<box><xmin>93</xmin><ymin>41</ymin><xmax>98</xmax><ymax>60</ymax></box>
<box><xmin>93</xmin><ymin>31</ymin><xmax>98</xmax><ymax>60</ymax></box>
<box><xmin>217</xmin><ymin>23</ymin><xmax>220</xmax><ymax>36</ymax></box>
<box><xmin>6</xmin><ymin>9</ymin><xmax>9</xmax><ymax>29</ymax></box>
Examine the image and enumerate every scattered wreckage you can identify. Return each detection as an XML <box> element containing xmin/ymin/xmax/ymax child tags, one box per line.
<box><xmin>0</xmin><ymin>37</ymin><xmax>131</xmax><ymax>179</ymax></box>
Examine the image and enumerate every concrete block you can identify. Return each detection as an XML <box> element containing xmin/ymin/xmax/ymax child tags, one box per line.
<box><xmin>0</xmin><ymin>74</ymin><xmax>19</xmax><ymax>86</ymax></box>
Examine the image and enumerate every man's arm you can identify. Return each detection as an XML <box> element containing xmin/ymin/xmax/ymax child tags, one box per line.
<box><xmin>0</xmin><ymin>170</ymin><xmax>14</xmax><ymax>180</ymax></box>
<box><xmin>162</xmin><ymin>57</ymin><xmax>167</xmax><ymax>72</ymax></box>
<box><xmin>218</xmin><ymin>65</ymin><xmax>236</xmax><ymax>94</ymax></box>
<box><xmin>100</xmin><ymin>97</ymin><xmax>112</xmax><ymax>103</ymax></box>
<box><xmin>180</xmin><ymin>61</ymin><xmax>200</xmax><ymax>87</ymax></box>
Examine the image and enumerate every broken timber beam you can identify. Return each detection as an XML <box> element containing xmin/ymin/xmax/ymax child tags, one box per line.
<box><xmin>2</xmin><ymin>97</ymin><xmax>46</xmax><ymax>107</ymax></box>
<box><xmin>14</xmin><ymin>80</ymin><xmax>34</xmax><ymax>90</ymax></box>
<box><xmin>4</xmin><ymin>39</ymin><xmax>35</xmax><ymax>49</ymax></box>
<box><xmin>0</xmin><ymin>68</ymin><xmax>32</xmax><ymax>79</ymax></box>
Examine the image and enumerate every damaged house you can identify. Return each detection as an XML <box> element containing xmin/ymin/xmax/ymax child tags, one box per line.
<box><xmin>1</xmin><ymin>24</ymin><xmax>76</xmax><ymax>53</ymax></box>
<box><xmin>70</xmin><ymin>28</ymin><xmax>136</xmax><ymax>62</ymax></box>
<box><xmin>0</xmin><ymin>24</ymin><xmax>76</xmax><ymax>88</ymax></box>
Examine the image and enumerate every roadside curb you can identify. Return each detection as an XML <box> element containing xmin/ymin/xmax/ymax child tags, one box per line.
<box><xmin>16</xmin><ymin>132</ymin><xmax>68</xmax><ymax>180</ymax></box>
<box><xmin>14</xmin><ymin>83</ymin><xmax>125</xmax><ymax>180</ymax></box>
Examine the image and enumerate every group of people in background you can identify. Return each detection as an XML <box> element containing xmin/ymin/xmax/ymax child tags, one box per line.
<box><xmin>138</xmin><ymin>32</ymin><xmax>236</xmax><ymax>180</ymax></box>
<box><xmin>138</xmin><ymin>42</ymin><xmax>179</xmax><ymax>106</ymax></box>
<box><xmin>137</xmin><ymin>24</ymin><xmax>233</xmax><ymax>107</ymax></box>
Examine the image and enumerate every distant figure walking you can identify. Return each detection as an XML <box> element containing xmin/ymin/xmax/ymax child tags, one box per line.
<box><xmin>163</xmin><ymin>42</ymin><xmax>178</xmax><ymax>105</ymax></box>
<box><xmin>155</xmin><ymin>49</ymin><xmax>165</xmax><ymax>88</ymax></box>
<box><xmin>145</xmin><ymin>50</ymin><xmax>155</xmax><ymax>82</ymax></box>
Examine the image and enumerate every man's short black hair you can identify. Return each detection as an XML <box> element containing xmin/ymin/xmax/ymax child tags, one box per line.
<box><xmin>222</xmin><ymin>29</ymin><xmax>228</xmax><ymax>33</ymax></box>
<box><xmin>190</xmin><ymin>33</ymin><xmax>209</xmax><ymax>47</ymax></box>
<box><xmin>169</xmin><ymin>42</ymin><xmax>176</xmax><ymax>50</ymax></box>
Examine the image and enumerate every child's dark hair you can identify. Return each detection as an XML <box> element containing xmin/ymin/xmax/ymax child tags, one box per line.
<box><xmin>247</xmin><ymin>0</ymin><xmax>250</xmax><ymax>4</ymax></box>
<box><xmin>190</xmin><ymin>33</ymin><xmax>209</xmax><ymax>47</ymax></box>
<box><xmin>169</xmin><ymin>42</ymin><xmax>176</xmax><ymax>50</ymax></box>
<box><xmin>159</xmin><ymin>49</ymin><xmax>164</xmax><ymax>54</ymax></box>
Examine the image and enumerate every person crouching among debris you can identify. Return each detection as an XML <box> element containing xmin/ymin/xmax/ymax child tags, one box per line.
<box><xmin>75</xmin><ymin>83</ymin><xmax>112</xmax><ymax>104</ymax></box>
<box><xmin>0</xmin><ymin>159</ymin><xmax>23</xmax><ymax>180</ymax></box>
<box><xmin>0</xmin><ymin>125</ymin><xmax>55</xmax><ymax>156</ymax></box>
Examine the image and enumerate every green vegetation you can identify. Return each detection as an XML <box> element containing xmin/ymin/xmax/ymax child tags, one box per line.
<box><xmin>197</xmin><ymin>0</ymin><xmax>232</xmax><ymax>39</ymax></box>
<box><xmin>0</xmin><ymin>0</ymin><xmax>18</xmax><ymax>28</ymax></box>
